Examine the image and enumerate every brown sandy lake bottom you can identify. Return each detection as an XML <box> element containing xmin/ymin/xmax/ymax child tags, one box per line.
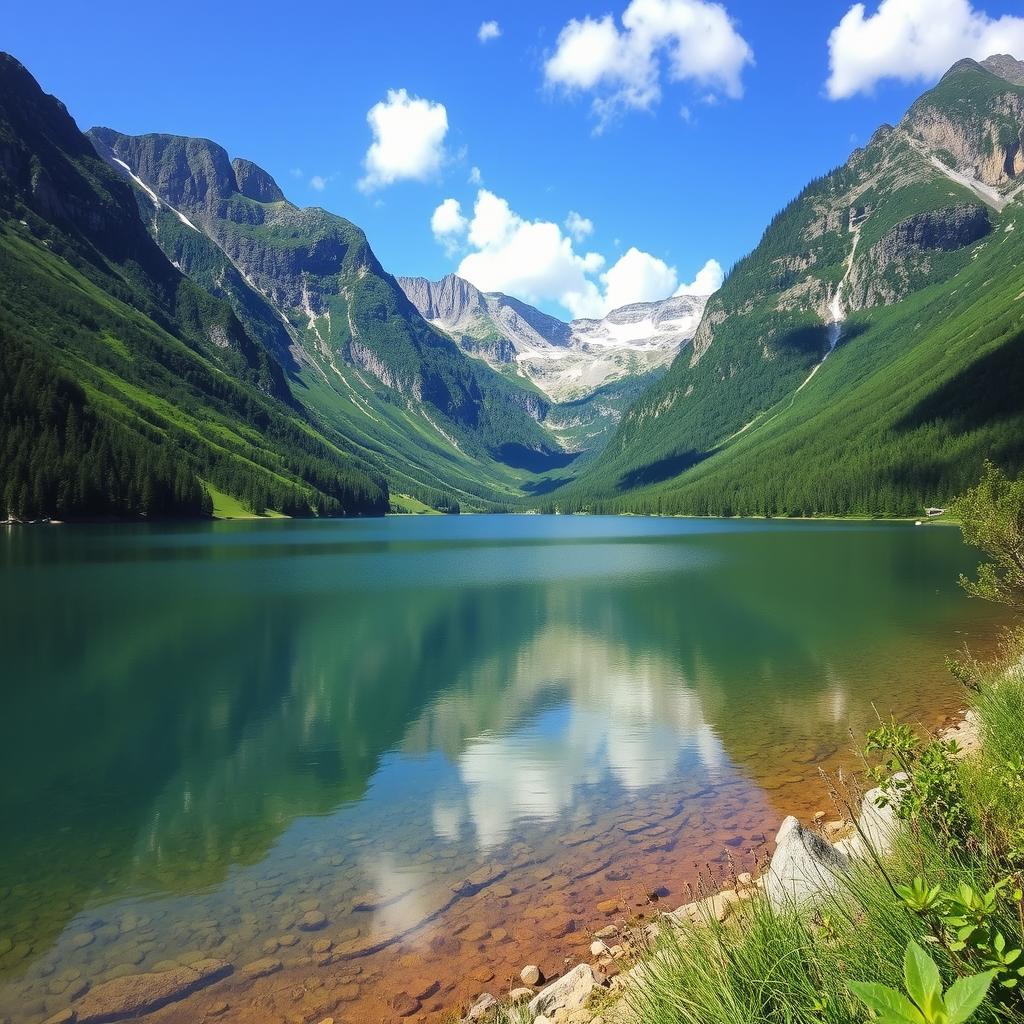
<box><xmin>0</xmin><ymin>516</ymin><xmax>1010</xmax><ymax>1023</ymax></box>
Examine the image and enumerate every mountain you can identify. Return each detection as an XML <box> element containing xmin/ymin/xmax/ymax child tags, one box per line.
<box><xmin>88</xmin><ymin>129</ymin><xmax>576</xmax><ymax>507</ymax></box>
<box><xmin>0</xmin><ymin>53</ymin><xmax>388</xmax><ymax>520</ymax></box>
<box><xmin>397</xmin><ymin>273</ymin><xmax>707</xmax><ymax>402</ymax></box>
<box><xmin>568</xmin><ymin>56</ymin><xmax>1024</xmax><ymax>516</ymax></box>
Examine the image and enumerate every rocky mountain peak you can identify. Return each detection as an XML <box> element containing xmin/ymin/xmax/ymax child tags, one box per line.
<box><xmin>981</xmin><ymin>53</ymin><xmax>1024</xmax><ymax>86</ymax></box>
<box><xmin>231</xmin><ymin>158</ymin><xmax>285</xmax><ymax>203</ymax></box>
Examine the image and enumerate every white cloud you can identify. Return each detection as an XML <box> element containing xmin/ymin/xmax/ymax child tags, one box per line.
<box><xmin>468</xmin><ymin>165</ymin><xmax>483</xmax><ymax>185</ymax></box>
<box><xmin>443</xmin><ymin>188</ymin><xmax>719</xmax><ymax>318</ymax></box>
<box><xmin>478</xmin><ymin>19</ymin><xmax>501</xmax><ymax>43</ymax></box>
<box><xmin>826</xmin><ymin>0</ymin><xmax>1024</xmax><ymax>99</ymax></box>
<box><xmin>675</xmin><ymin>257</ymin><xmax>724</xmax><ymax>295</ymax></box>
<box><xmin>309</xmin><ymin>174</ymin><xmax>328</xmax><ymax>191</ymax></box>
<box><xmin>358</xmin><ymin>89</ymin><xmax>449</xmax><ymax>192</ymax></box>
<box><xmin>290</xmin><ymin>167</ymin><xmax>303</xmax><ymax>178</ymax></box>
<box><xmin>430</xmin><ymin>197</ymin><xmax>468</xmax><ymax>255</ymax></box>
<box><xmin>565</xmin><ymin>210</ymin><xmax>594</xmax><ymax>241</ymax></box>
<box><xmin>431</xmin><ymin>197</ymin><xmax>468</xmax><ymax>238</ymax></box>
<box><xmin>601</xmin><ymin>247</ymin><xmax>678</xmax><ymax>311</ymax></box>
<box><xmin>544</xmin><ymin>0</ymin><xmax>754</xmax><ymax>127</ymax></box>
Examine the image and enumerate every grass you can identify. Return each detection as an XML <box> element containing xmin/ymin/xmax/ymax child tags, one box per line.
<box><xmin>204</xmin><ymin>482</ymin><xmax>287</xmax><ymax>520</ymax></box>
<box><xmin>621</xmin><ymin>633</ymin><xmax>1024</xmax><ymax>1024</ymax></box>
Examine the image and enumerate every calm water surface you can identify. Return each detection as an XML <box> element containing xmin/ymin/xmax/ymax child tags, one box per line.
<box><xmin>0</xmin><ymin>516</ymin><xmax>1008</xmax><ymax>1023</ymax></box>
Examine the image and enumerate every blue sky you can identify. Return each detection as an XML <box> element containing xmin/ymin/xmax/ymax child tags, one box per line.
<box><xmin>7</xmin><ymin>0</ymin><xmax>1024</xmax><ymax>318</ymax></box>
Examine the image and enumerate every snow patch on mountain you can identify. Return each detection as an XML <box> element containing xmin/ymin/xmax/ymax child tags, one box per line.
<box><xmin>398</xmin><ymin>274</ymin><xmax>707</xmax><ymax>401</ymax></box>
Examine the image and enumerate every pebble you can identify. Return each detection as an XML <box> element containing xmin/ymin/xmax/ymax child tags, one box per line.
<box><xmin>70</xmin><ymin>931</ymin><xmax>95</xmax><ymax>949</ymax></box>
<box><xmin>298</xmin><ymin>911</ymin><xmax>327</xmax><ymax>931</ymax></box>
<box><xmin>596</xmin><ymin>899</ymin><xmax>620</xmax><ymax>915</ymax></box>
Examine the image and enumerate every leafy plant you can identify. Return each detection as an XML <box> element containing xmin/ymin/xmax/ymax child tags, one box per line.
<box><xmin>865</xmin><ymin>724</ymin><xmax>971</xmax><ymax>849</ymax></box>
<box><xmin>849</xmin><ymin>940</ymin><xmax>994</xmax><ymax>1024</ymax></box>
<box><xmin>897</xmin><ymin>876</ymin><xmax>1024</xmax><ymax>997</ymax></box>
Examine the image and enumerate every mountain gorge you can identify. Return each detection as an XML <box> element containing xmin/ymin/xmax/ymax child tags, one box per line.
<box><xmin>2</xmin><ymin>50</ymin><xmax>1024</xmax><ymax>520</ymax></box>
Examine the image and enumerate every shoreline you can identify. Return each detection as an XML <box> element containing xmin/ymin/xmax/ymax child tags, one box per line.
<box><xmin>455</xmin><ymin>704</ymin><xmax>984</xmax><ymax>1024</ymax></box>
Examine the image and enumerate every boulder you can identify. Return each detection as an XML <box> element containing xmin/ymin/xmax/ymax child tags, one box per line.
<box><xmin>528</xmin><ymin>964</ymin><xmax>598</xmax><ymax>1017</ymax></box>
<box><xmin>508</xmin><ymin>987</ymin><xmax>533</xmax><ymax>1004</ymax></box>
<box><xmin>840</xmin><ymin>773</ymin><xmax>908</xmax><ymax>859</ymax></box>
<box><xmin>761</xmin><ymin>816</ymin><xmax>849</xmax><ymax>910</ymax></box>
<box><xmin>63</xmin><ymin>958</ymin><xmax>231</xmax><ymax>1023</ymax></box>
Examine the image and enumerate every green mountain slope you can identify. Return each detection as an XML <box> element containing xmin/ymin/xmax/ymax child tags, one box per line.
<box><xmin>568</xmin><ymin>57</ymin><xmax>1024</xmax><ymax>515</ymax></box>
<box><xmin>0</xmin><ymin>53</ymin><xmax>388</xmax><ymax>519</ymax></box>
<box><xmin>88</xmin><ymin>129</ymin><xmax>573</xmax><ymax>508</ymax></box>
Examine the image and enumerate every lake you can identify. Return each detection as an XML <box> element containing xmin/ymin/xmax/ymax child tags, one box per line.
<box><xmin>0</xmin><ymin>516</ymin><xmax>1008</xmax><ymax>1023</ymax></box>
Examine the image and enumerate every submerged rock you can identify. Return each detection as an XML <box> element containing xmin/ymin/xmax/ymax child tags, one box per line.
<box><xmin>57</xmin><ymin>957</ymin><xmax>231</xmax><ymax>1023</ymax></box>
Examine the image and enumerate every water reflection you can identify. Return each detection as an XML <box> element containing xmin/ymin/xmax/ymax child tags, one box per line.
<box><xmin>0</xmin><ymin>518</ymin><xmax>1006</xmax><ymax>1021</ymax></box>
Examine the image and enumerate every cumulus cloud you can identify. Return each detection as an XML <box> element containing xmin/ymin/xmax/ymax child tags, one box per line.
<box><xmin>468</xmin><ymin>165</ymin><xmax>483</xmax><ymax>185</ymax></box>
<box><xmin>358</xmin><ymin>89</ymin><xmax>449</xmax><ymax>192</ymax></box>
<box><xmin>436</xmin><ymin>188</ymin><xmax>719</xmax><ymax>318</ymax></box>
<box><xmin>675</xmin><ymin>257</ymin><xmax>724</xmax><ymax>295</ymax></box>
<box><xmin>565</xmin><ymin>210</ymin><xmax>594</xmax><ymax>241</ymax></box>
<box><xmin>478</xmin><ymin>19</ymin><xmax>501</xmax><ymax>43</ymax></box>
<box><xmin>827</xmin><ymin>0</ymin><xmax>1024</xmax><ymax>99</ymax></box>
<box><xmin>545</xmin><ymin>0</ymin><xmax>754</xmax><ymax>127</ymax></box>
<box><xmin>601</xmin><ymin>247</ymin><xmax>678</xmax><ymax>311</ymax></box>
<box><xmin>309</xmin><ymin>174</ymin><xmax>328</xmax><ymax>191</ymax></box>
<box><xmin>430</xmin><ymin>197</ymin><xmax>468</xmax><ymax>255</ymax></box>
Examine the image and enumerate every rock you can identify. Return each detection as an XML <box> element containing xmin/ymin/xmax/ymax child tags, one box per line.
<box><xmin>42</xmin><ymin>1010</ymin><xmax>76</xmax><ymax>1024</ymax></box>
<box><xmin>63</xmin><ymin>958</ymin><xmax>231</xmax><ymax>1024</ymax></box>
<box><xmin>207</xmin><ymin>1002</ymin><xmax>229</xmax><ymax>1017</ymax></box>
<box><xmin>590</xmin><ymin>941</ymin><xmax>608</xmax><ymax>957</ymax></box>
<box><xmin>464</xmin><ymin>992</ymin><xmax>498</xmax><ymax>1021</ymax></box>
<box><xmin>593</xmin><ymin>925</ymin><xmax>618</xmax><ymax>941</ymax></box>
<box><xmin>528</xmin><ymin>964</ymin><xmax>599</xmax><ymax>1017</ymax></box>
<box><xmin>389</xmin><ymin>991</ymin><xmax>420</xmax><ymax>1017</ymax></box>
<box><xmin>665</xmin><ymin>888</ymin><xmax>741</xmax><ymax>927</ymax></box>
<box><xmin>311</xmin><ymin>938</ymin><xmax>332</xmax><ymax>954</ymax></box>
<box><xmin>813</xmin><ymin>811</ymin><xmax>826</xmax><ymax>823</ymax></box>
<box><xmin>241</xmin><ymin>958</ymin><xmax>281</xmax><ymax>980</ymax></box>
<box><xmin>596</xmin><ymin>899</ymin><xmax>620</xmax><ymax>916</ymax></box>
<box><xmin>509</xmin><ymin>987</ymin><xmax>533</xmax><ymax>1004</ymax></box>
<box><xmin>521</xmin><ymin>964</ymin><xmax>542</xmax><ymax>986</ymax></box>
<box><xmin>297</xmin><ymin>911</ymin><xmax>327</xmax><ymax>931</ymax></box>
<box><xmin>736</xmin><ymin>872</ymin><xmax>754</xmax><ymax>888</ymax></box>
<box><xmin>856</xmin><ymin>777</ymin><xmax>905</xmax><ymax>856</ymax></box>
<box><xmin>277</xmin><ymin>933</ymin><xmax>299</xmax><ymax>947</ymax></box>
<box><xmin>823</xmin><ymin>819</ymin><xmax>853</xmax><ymax>843</ymax></box>
<box><xmin>71</xmin><ymin>932</ymin><xmax>95</xmax><ymax>950</ymax></box>
<box><xmin>761</xmin><ymin>816</ymin><xmax>849</xmax><ymax>910</ymax></box>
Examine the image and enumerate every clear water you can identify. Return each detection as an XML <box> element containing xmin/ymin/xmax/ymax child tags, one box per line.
<box><xmin>0</xmin><ymin>516</ymin><xmax>1006</xmax><ymax>1023</ymax></box>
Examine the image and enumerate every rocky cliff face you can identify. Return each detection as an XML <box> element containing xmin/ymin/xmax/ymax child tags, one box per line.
<box><xmin>902</xmin><ymin>59</ymin><xmax>1024</xmax><ymax>189</ymax></box>
<box><xmin>846</xmin><ymin>204</ymin><xmax>991</xmax><ymax>309</ymax></box>
<box><xmin>398</xmin><ymin>274</ymin><xmax>706</xmax><ymax>402</ymax></box>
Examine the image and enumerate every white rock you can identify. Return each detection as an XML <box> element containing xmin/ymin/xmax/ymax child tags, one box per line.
<box><xmin>761</xmin><ymin>815</ymin><xmax>849</xmax><ymax>910</ymax></box>
<box><xmin>509</xmin><ymin>987</ymin><xmax>534</xmax><ymax>1004</ymax></box>
<box><xmin>590</xmin><ymin>940</ymin><xmax>608</xmax><ymax>957</ymax></box>
<box><xmin>528</xmin><ymin>964</ymin><xmax>598</xmax><ymax>1017</ymax></box>
<box><xmin>842</xmin><ymin>773</ymin><xmax>908</xmax><ymax>859</ymax></box>
<box><xmin>465</xmin><ymin>992</ymin><xmax>498</xmax><ymax>1021</ymax></box>
<box><xmin>521</xmin><ymin>964</ymin><xmax>542</xmax><ymax>986</ymax></box>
